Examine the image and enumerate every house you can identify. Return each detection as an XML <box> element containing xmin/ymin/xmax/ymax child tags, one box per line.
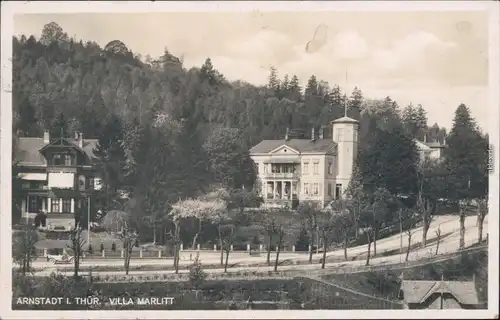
<box><xmin>414</xmin><ymin>135</ymin><xmax>446</xmax><ymax>161</ymax></box>
<box><xmin>14</xmin><ymin>130</ymin><xmax>101</xmax><ymax>230</ymax></box>
<box><xmin>399</xmin><ymin>277</ymin><xmax>485</xmax><ymax>309</ymax></box>
<box><xmin>249</xmin><ymin>116</ymin><xmax>359</xmax><ymax>208</ymax></box>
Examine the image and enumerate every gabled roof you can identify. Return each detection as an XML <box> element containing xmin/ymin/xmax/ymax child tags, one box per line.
<box><xmin>249</xmin><ymin>139</ymin><xmax>337</xmax><ymax>154</ymax></box>
<box><xmin>331</xmin><ymin>116</ymin><xmax>359</xmax><ymax>124</ymax></box>
<box><xmin>401</xmin><ymin>280</ymin><xmax>479</xmax><ymax>305</ymax></box>
<box><xmin>15</xmin><ymin>137</ymin><xmax>99</xmax><ymax>167</ymax></box>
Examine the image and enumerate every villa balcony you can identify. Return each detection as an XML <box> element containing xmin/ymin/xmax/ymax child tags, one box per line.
<box><xmin>263</xmin><ymin>172</ymin><xmax>300</xmax><ymax>179</ymax></box>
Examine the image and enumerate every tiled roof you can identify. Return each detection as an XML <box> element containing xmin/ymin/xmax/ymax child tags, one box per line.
<box><xmin>15</xmin><ymin>137</ymin><xmax>99</xmax><ymax>167</ymax></box>
<box><xmin>402</xmin><ymin>280</ymin><xmax>479</xmax><ymax>305</ymax></box>
<box><xmin>249</xmin><ymin>139</ymin><xmax>337</xmax><ymax>154</ymax></box>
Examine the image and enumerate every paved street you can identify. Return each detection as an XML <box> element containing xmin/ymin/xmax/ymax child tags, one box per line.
<box><xmin>31</xmin><ymin>214</ymin><xmax>487</xmax><ymax>276</ymax></box>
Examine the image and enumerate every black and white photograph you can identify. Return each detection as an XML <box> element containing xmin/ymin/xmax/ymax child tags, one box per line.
<box><xmin>0</xmin><ymin>1</ymin><xmax>498</xmax><ymax>319</ymax></box>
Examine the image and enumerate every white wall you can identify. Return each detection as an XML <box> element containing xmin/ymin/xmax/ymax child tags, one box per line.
<box><xmin>48</xmin><ymin>172</ymin><xmax>74</xmax><ymax>189</ymax></box>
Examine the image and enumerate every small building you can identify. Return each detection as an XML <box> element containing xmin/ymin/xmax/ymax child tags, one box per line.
<box><xmin>414</xmin><ymin>136</ymin><xmax>446</xmax><ymax>161</ymax></box>
<box><xmin>14</xmin><ymin>130</ymin><xmax>101</xmax><ymax>230</ymax></box>
<box><xmin>399</xmin><ymin>278</ymin><xmax>484</xmax><ymax>309</ymax></box>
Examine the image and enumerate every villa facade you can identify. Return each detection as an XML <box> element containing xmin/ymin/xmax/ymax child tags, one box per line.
<box><xmin>14</xmin><ymin>130</ymin><xmax>101</xmax><ymax>230</ymax></box>
<box><xmin>249</xmin><ymin>116</ymin><xmax>359</xmax><ymax>208</ymax></box>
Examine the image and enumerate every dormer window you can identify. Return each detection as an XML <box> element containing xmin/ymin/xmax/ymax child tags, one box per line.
<box><xmin>53</xmin><ymin>154</ymin><xmax>63</xmax><ymax>166</ymax></box>
<box><xmin>64</xmin><ymin>154</ymin><xmax>74</xmax><ymax>166</ymax></box>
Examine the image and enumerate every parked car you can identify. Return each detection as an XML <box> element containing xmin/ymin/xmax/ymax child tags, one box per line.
<box><xmin>46</xmin><ymin>254</ymin><xmax>74</xmax><ymax>264</ymax></box>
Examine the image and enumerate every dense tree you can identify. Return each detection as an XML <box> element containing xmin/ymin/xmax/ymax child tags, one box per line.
<box><xmin>444</xmin><ymin>104</ymin><xmax>488</xmax><ymax>249</ymax></box>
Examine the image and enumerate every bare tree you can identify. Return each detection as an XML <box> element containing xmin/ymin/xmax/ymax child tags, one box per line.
<box><xmin>101</xmin><ymin>209</ymin><xmax>137</xmax><ymax>275</ymax></box>
<box><xmin>67</xmin><ymin>224</ymin><xmax>86</xmax><ymax>278</ymax></box>
<box><xmin>297</xmin><ymin>201</ymin><xmax>320</xmax><ymax>264</ymax></box>
<box><xmin>435</xmin><ymin>226</ymin><xmax>442</xmax><ymax>255</ymax></box>
<box><xmin>405</xmin><ymin>229</ymin><xmax>414</xmax><ymax>262</ymax></box>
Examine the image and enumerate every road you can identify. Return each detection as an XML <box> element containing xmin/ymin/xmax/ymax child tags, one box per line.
<box><xmin>31</xmin><ymin>214</ymin><xmax>487</xmax><ymax>276</ymax></box>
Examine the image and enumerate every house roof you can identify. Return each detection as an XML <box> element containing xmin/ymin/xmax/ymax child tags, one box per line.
<box><xmin>331</xmin><ymin>116</ymin><xmax>359</xmax><ymax>124</ymax></box>
<box><xmin>401</xmin><ymin>280</ymin><xmax>479</xmax><ymax>305</ymax></box>
<box><xmin>15</xmin><ymin>137</ymin><xmax>99</xmax><ymax>167</ymax></box>
<box><xmin>249</xmin><ymin>139</ymin><xmax>337</xmax><ymax>154</ymax></box>
<box><xmin>415</xmin><ymin>140</ymin><xmax>446</xmax><ymax>149</ymax></box>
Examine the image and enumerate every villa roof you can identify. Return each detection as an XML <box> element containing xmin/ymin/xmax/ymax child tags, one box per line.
<box><xmin>15</xmin><ymin>137</ymin><xmax>99</xmax><ymax>167</ymax></box>
<box><xmin>401</xmin><ymin>280</ymin><xmax>479</xmax><ymax>305</ymax></box>
<box><xmin>249</xmin><ymin>139</ymin><xmax>337</xmax><ymax>154</ymax></box>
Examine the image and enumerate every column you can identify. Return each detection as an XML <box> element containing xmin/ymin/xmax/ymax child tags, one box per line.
<box><xmin>47</xmin><ymin>198</ymin><xmax>52</xmax><ymax>213</ymax></box>
<box><xmin>290</xmin><ymin>182</ymin><xmax>293</xmax><ymax>199</ymax></box>
<box><xmin>273</xmin><ymin>181</ymin><xmax>277</xmax><ymax>199</ymax></box>
<box><xmin>59</xmin><ymin>199</ymin><xmax>63</xmax><ymax>213</ymax></box>
<box><xmin>70</xmin><ymin>199</ymin><xmax>75</xmax><ymax>213</ymax></box>
<box><xmin>281</xmin><ymin>181</ymin><xmax>285</xmax><ymax>199</ymax></box>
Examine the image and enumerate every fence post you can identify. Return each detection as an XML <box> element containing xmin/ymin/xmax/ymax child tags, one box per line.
<box><xmin>213</xmin><ymin>244</ymin><xmax>217</xmax><ymax>252</ymax></box>
<box><xmin>43</xmin><ymin>248</ymin><xmax>47</xmax><ymax>257</ymax></box>
<box><xmin>180</xmin><ymin>243</ymin><xmax>184</xmax><ymax>252</ymax></box>
<box><xmin>197</xmin><ymin>244</ymin><xmax>200</xmax><ymax>251</ymax></box>
<box><xmin>246</xmin><ymin>244</ymin><xmax>250</xmax><ymax>252</ymax></box>
<box><xmin>158</xmin><ymin>250</ymin><xmax>162</xmax><ymax>258</ymax></box>
<box><xmin>121</xmin><ymin>250</ymin><xmax>124</xmax><ymax>258</ymax></box>
<box><xmin>308</xmin><ymin>245</ymin><xmax>312</xmax><ymax>254</ymax></box>
<box><xmin>139</xmin><ymin>249</ymin><xmax>143</xmax><ymax>258</ymax></box>
<box><xmin>101</xmin><ymin>250</ymin><xmax>105</xmax><ymax>258</ymax></box>
<box><xmin>259</xmin><ymin>244</ymin><xmax>263</xmax><ymax>252</ymax></box>
<box><xmin>230</xmin><ymin>244</ymin><xmax>233</xmax><ymax>251</ymax></box>
<box><xmin>292</xmin><ymin>245</ymin><xmax>295</xmax><ymax>252</ymax></box>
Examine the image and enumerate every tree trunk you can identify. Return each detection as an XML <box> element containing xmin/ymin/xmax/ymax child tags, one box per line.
<box><xmin>321</xmin><ymin>236</ymin><xmax>327</xmax><ymax>269</ymax></box>
<box><xmin>153</xmin><ymin>228</ymin><xmax>156</xmax><ymax>244</ymax></box>
<box><xmin>343</xmin><ymin>233</ymin><xmax>348</xmax><ymax>261</ymax></box>
<box><xmin>373</xmin><ymin>227</ymin><xmax>378</xmax><ymax>257</ymax></box>
<box><xmin>405</xmin><ymin>232</ymin><xmax>412</xmax><ymax>262</ymax></box>
<box><xmin>308</xmin><ymin>232</ymin><xmax>314</xmax><ymax>264</ymax></box>
<box><xmin>174</xmin><ymin>242</ymin><xmax>180</xmax><ymax>274</ymax></box>
<box><xmin>365</xmin><ymin>232</ymin><xmax>371</xmax><ymax>266</ymax></box>
<box><xmin>422</xmin><ymin>215</ymin><xmax>430</xmax><ymax>247</ymax></box>
<box><xmin>218</xmin><ymin>226</ymin><xmax>224</xmax><ymax>266</ymax></box>
<box><xmin>266</xmin><ymin>233</ymin><xmax>273</xmax><ymax>266</ymax></box>
<box><xmin>224</xmin><ymin>249</ymin><xmax>230</xmax><ymax>273</ymax></box>
<box><xmin>477</xmin><ymin>214</ymin><xmax>485</xmax><ymax>243</ymax></box>
<box><xmin>459</xmin><ymin>213</ymin><xmax>466</xmax><ymax>250</ymax></box>
<box><xmin>435</xmin><ymin>233</ymin><xmax>441</xmax><ymax>255</ymax></box>
<box><xmin>274</xmin><ymin>231</ymin><xmax>284</xmax><ymax>272</ymax></box>
<box><xmin>192</xmin><ymin>219</ymin><xmax>202</xmax><ymax>249</ymax></box>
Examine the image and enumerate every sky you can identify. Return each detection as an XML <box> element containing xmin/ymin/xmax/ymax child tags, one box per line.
<box><xmin>12</xmin><ymin>8</ymin><xmax>492</xmax><ymax>131</ymax></box>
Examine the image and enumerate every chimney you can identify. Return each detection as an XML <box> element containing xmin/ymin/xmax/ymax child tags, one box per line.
<box><xmin>319</xmin><ymin>126</ymin><xmax>324</xmax><ymax>139</ymax></box>
<box><xmin>43</xmin><ymin>130</ymin><xmax>50</xmax><ymax>144</ymax></box>
<box><xmin>78</xmin><ymin>132</ymin><xmax>83</xmax><ymax>148</ymax></box>
<box><xmin>285</xmin><ymin>128</ymin><xmax>290</xmax><ymax>141</ymax></box>
<box><xmin>311</xmin><ymin>127</ymin><xmax>315</xmax><ymax>141</ymax></box>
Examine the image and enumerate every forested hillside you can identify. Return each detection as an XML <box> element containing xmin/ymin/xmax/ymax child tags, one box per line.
<box><xmin>14</xmin><ymin>22</ymin><xmax>487</xmax><ymax>246</ymax></box>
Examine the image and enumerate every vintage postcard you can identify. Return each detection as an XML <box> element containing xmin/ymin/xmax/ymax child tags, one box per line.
<box><xmin>1</xmin><ymin>1</ymin><xmax>498</xmax><ymax>319</ymax></box>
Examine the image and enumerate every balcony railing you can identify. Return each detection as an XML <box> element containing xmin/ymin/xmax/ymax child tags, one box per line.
<box><xmin>263</xmin><ymin>172</ymin><xmax>300</xmax><ymax>179</ymax></box>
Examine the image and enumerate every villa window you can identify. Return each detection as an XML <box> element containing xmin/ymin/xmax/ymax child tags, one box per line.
<box><xmin>335</xmin><ymin>184</ymin><xmax>342</xmax><ymax>199</ymax></box>
<box><xmin>313</xmin><ymin>183</ymin><xmax>319</xmax><ymax>195</ymax></box>
<box><xmin>263</xmin><ymin>163</ymin><xmax>268</xmax><ymax>173</ymax></box>
<box><xmin>304</xmin><ymin>183</ymin><xmax>310</xmax><ymax>195</ymax></box>
<box><xmin>313</xmin><ymin>162</ymin><xmax>319</xmax><ymax>175</ymax></box>
<box><xmin>303</xmin><ymin>162</ymin><xmax>309</xmax><ymax>175</ymax></box>
<box><xmin>64</xmin><ymin>154</ymin><xmax>73</xmax><ymax>166</ymax></box>
<box><xmin>52</xmin><ymin>154</ymin><xmax>63</xmax><ymax>166</ymax></box>
<box><xmin>328</xmin><ymin>161</ymin><xmax>333</xmax><ymax>175</ymax></box>
<box><xmin>51</xmin><ymin>198</ymin><xmax>60</xmax><ymax>213</ymax></box>
<box><xmin>336</xmin><ymin>128</ymin><xmax>344</xmax><ymax>142</ymax></box>
<box><xmin>62</xmin><ymin>199</ymin><xmax>71</xmax><ymax>213</ymax></box>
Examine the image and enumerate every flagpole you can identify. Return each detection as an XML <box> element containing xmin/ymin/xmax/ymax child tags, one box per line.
<box><xmin>344</xmin><ymin>69</ymin><xmax>348</xmax><ymax>117</ymax></box>
<box><xmin>87</xmin><ymin>195</ymin><xmax>91</xmax><ymax>245</ymax></box>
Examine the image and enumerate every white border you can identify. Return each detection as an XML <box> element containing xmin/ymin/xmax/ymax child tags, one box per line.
<box><xmin>1</xmin><ymin>1</ymin><xmax>498</xmax><ymax>319</ymax></box>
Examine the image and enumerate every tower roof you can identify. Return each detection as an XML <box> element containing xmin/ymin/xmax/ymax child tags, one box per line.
<box><xmin>331</xmin><ymin>116</ymin><xmax>359</xmax><ymax>124</ymax></box>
